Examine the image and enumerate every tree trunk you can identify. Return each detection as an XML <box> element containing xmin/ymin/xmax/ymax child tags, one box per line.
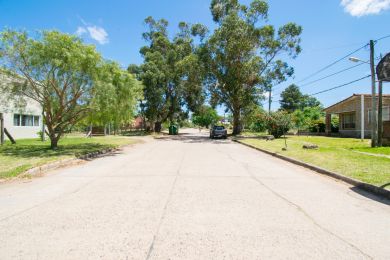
<box><xmin>49</xmin><ymin>135</ymin><xmax>59</xmax><ymax>149</ymax></box>
<box><xmin>232</xmin><ymin>110</ymin><xmax>242</xmax><ymax>135</ymax></box>
<box><xmin>154</xmin><ymin>121</ymin><xmax>162</xmax><ymax>133</ymax></box>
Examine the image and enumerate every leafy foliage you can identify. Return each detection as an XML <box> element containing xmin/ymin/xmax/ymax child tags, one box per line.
<box><xmin>292</xmin><ymin>106</ymin><xmax>323</xmax><ymax>132</ymax></box>
<box><xmin>88</xmin><ymin>61</ymin><xmax>143</xmax><ymax>132</ymax></box>
<box><xmin>266</xmin><ymin>111</ymin><xmax>292</xmax><ymax>138</ymax></box>
<box><xmin>137</xmin><ymin>17</ymin><xmax>207</xmax><ymax>132</ymax></box>
<box><xmin>280</xmin><ymin>84</ymin><xmax>322</xmax><ymax>112</ymax></box>
<box><xmin>192</xmin><ymin>106</ymin><xmax>219</xmax><ymax>128</ymax></box>
<box><xmin>0</xmin><ymin>30</ymin><xmax>101</xmax><ymax>148</ymax></box>
<box><xmin>203</xmin><ymin>0</ymin><xmax>302</xmax><ymax>135</ymax></box>
<box><xmin>241</xmin><ymin>104</ymin><xmax>267</xmax><ymax>132</ymax></box>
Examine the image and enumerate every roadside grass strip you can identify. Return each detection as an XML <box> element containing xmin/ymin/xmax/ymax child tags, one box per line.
<box><xmin>239</xmin><ymin>136</ymin><xmax>390</xmax><ymax>189</ymax></box>
<box><xmin>0</xmin><ymin>136</ymin><xmax>139</xmax><ymax>179</ymax></box>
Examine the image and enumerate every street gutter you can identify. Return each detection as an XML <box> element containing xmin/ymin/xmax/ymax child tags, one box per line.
<box><xmin>233</xmin><ymin>139</ymin><xmax>390</xmax><ymax>200</ymax></box>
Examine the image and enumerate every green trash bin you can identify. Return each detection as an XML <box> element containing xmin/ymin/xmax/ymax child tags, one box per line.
<box><xmin>169</xmin><ymin>124</ymin><xmax>178</xmax><ymax>135</ymax></box>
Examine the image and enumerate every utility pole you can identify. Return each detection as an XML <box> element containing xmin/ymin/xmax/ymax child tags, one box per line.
<box><xmin>369</xmin><ymin>40</ymin><xmax>377</xmax><ymax>147</ymax></box>
<box><xmin>268</xmin><ymin>89</ymin><xmax>272</xmax><ymax>114</ymax></box>
<box><xmin>377</xmin><ymin>80</ymin><xmax>383</xmax><ymax>147</ymax></box>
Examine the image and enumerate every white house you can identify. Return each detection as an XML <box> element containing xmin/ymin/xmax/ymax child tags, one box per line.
<box><xmin>0</xmin><ymin>71</ymin><xmax>44</xmax><ymax>141</ymax></box>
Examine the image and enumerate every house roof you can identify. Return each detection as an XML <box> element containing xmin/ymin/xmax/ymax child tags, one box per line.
<box><xmin>323</xmin><ymin>93</ymin><xmax>390</xmax><ymax>112</ymax></box>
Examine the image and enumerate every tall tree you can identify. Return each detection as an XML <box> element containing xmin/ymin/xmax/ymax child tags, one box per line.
<box><xmin>192</xmin><ymin>105</ymin><xmax>219</xmax><ymax>128</ymax></box>
<box><xmin>89</xmin><ymin>61</ymin><xmax>143</xmax><ymax>132</ymax></box>
<box><xmin>204</xmin><ymin>0</ymin><xmax>302</xmax><ymax>134</ymax></box>
<box><xmin>279</xmin><ymin>84</ymin><xmax>302</xmax><ymax>112</ymax></box>
<box><xmin>0</xmin><ymin>30</ymin><xmax>101</xmax><ymax>148</ymax></box>
<box><xmin>138</xmin><ymin>17</ymin><xmax>207</xmax><ymax>132</ymax></box>
<box><xmin>280</xmin><ymin>84</ymin><xmax>322</xmax><ymax>112</ymax></box>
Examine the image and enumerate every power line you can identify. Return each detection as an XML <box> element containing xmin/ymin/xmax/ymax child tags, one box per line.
<box><xmin>262</xmin><ymin>75</ymin><xmax>371</xmax><ymax>107</ymax></box>
<box><xmin>309</xmin><ymin>75</ymin><xmax>371</xmax><ymax>96</ymax></box>
<box><xmin>294</xmin><ymin>34</ymin><xmax>390</xmax><ymax>85</ymax></box>
<box><xmin>375</xmin><ymin>34</ymin><xmax>390</xmax><ymax>42</ymax></box>
<box><xmin>300</xmin><ymin>62</ymin><xmax>365</xmax><ymax>87</ymax></box>
<box><xmin>296</xmin><ymin>44</ymin><xmax>368</xmax><ymax>84</ymax></box>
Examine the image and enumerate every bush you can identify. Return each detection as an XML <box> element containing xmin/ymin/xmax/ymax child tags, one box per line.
<box><xmin>249</xmin><ymin>113</ymin><xmax>268</xmax><ymax>132</ymax></box>
<box><xmin>266</xmin><ymin>111</ymin><xmax>292</xmax><ymax>138</ymax></box>
<box><xmin>309</xmin><ymin>119</ymin><xmax>326</xmax><ymax>133</ymax></box>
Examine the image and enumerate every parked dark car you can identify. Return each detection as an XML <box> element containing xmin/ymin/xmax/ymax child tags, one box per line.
<box><xmin>210</xmin><ymin>125</ymin><xmax>227</xmax><ymax>139</ymax></box>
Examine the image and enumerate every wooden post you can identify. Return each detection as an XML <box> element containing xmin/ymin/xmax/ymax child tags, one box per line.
<box><xmin>378</xmin><ymin>81</ymin><xmax>383</xmax><ymax>147</ymax></box>
<box><xmin>4</xmin><ymin>128</ymin><xmax>16</xmax><ymax>144</ymax></box>
<box><xmin>325</xmin><ymin>113</ymin><xmax>332</xmax><ymax>136</ymax></box>
<box><xmin>369</xmin><ymin>40</ymin><xmax>377</xmax><ymax>147</ymax></box>
<box><xmin>41</xmin><ymin>111</ymin><xmax>46</xmax><ymax>141</ymax></box>
<box><xmin>0</xmin><ymin>113</ymin><xmax>4</xmax><ymax>145</ymax></box>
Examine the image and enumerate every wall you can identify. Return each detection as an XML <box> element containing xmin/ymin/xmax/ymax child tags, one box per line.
<box><xmin>0</xmin><ymin>98</ymin><xmax>43</xmax><ymax>140</ymax></box>
<box><xmin>1</xmin><ymin>71</ymin><xmax>43</xmax><ymax>140</ymax></box>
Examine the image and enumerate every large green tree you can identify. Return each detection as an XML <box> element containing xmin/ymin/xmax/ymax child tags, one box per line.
<box><xmin>138</xmin><ymin>17</ymin><xmax>207</xmax><ymax>132</ymax></box>
<box><xmin>0</xmin><ymin>30</ymin><xmax>101</xmax><ymax>148</ymax></box>
<box><xmin>279</xmin><ymin>84</ymin><xmax>302</xmax><ymax>112</ymax></box>
<box><xmin>204</xmin><ymin>0</ymin><xmax>302</xmax><ymax>134</ymax></box>
<box><xmin>280</xmin><ymin>84</ymin><xmax>322</xmax><ymax>112</ymax></box>
<box><xmin>89</xmin><ymin>61</ymin><xmax>143</xmax><ymax>133</ymax></box>
<box><xmin>192</xmin><ymin>106</ymin><xmax>219</xmax><ymax>128</ymax></box>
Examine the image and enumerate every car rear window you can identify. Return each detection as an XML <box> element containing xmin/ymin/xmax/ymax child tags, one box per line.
<box><xmin>214</xmin><ymin>126</ymin><xmax>225</xmax><ymax>130</ymax></box>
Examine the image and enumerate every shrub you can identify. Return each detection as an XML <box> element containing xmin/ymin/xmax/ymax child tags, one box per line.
<box><xmin>249</xmin><ymin>113</ymin><xmax>268</xmax><ymax>132</ymax></box>
<box><xmin>309</xmin><ymin>118</ymin><xmax>326</xmax><ymax>133</ymax></box>
<box><xmin>266</xmin><ymin>111</ymin><xmax>292</xmax><ymax>138</ymax></box>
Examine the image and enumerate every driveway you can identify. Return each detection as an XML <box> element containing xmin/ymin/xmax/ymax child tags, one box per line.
<box><xmin>0</xmin><ymin>129</ymin><xmax>389</xmax><ymax>259</ymax></box>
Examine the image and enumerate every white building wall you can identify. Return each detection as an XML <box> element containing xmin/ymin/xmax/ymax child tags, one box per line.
<box><xmin>1</xmin><ymin>72</ymin><xmax>43</xmax><ymax>140</ymax></box>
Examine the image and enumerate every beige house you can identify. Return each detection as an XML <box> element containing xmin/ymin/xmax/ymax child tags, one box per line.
<box><xmin>324</xmin><ymin>94</ymin><xmax>390</xmax><ymax>139</ymax></box>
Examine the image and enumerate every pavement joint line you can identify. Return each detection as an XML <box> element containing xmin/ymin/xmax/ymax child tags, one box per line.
<box><xmin>145</xmin><ymin>146</ymin><xmax>187</xmax><ymax>260</ymax></box>
<box><xmin>224</xmin><ymin>142</ymin><xmax>373</xmax><ymax>259</ymax></box>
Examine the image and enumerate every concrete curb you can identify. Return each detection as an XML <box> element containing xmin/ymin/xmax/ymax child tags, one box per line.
<box><xmin>21</xmin><ymin>147</ymin><xmax>121</xmax><ymax>178</ymax></box>
<box><xmin>233</xmin><ymin>139</ymin><xmax>390</xmax><ymax>200</ymax></box>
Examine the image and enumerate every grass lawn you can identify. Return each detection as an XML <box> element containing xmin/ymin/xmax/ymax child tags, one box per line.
<box><xmin>0</xmin><ymin>136</ymin><xmax>140</xmax><ymax>179</ymax></box>
<box><xmin>238</xmin><ymin>136</ymin><xmax>390</xmax><ymax>189</ymax></box>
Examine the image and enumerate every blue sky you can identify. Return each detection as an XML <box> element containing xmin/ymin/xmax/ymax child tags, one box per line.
<box><xmin>1</xmin><ymin>0</ymin><xmax>390</xmax><ymax>111</ymax></box>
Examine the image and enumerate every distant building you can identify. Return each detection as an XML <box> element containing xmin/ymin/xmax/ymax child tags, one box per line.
<box><xmin>0</xmin><ymin>71</ymin><xmax>43</xmax><ymax>140</ymax></box>
<box><xmin>323</xmin><ymin>94</ymin><xmax>390</xmax><ymax>139</ymax></box>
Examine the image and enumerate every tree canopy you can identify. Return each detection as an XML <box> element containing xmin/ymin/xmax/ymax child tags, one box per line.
<box><xmin>203</xmin><ymin>0</ymin><xmax>302</xmax><ymax>134</ymax></box>
<box><xmin>0</xmin><ymin>30</ymin><xmax>142</xmax><ymax>148</ymax></box>
<box><xmin>192</xmin><ymin>106</ymin><xmax>219</xmax><ymax>128</ymax></box>
<box><xmin>0</xmin><ymin>30</ymin><xmax>102</xmax><ymax>148</ymax></box>
<box><xmin>88</xmin><ymin>61</ymin><xmax>143</xmax><ymax>132</ymax></box>
<box><xmin>137</xmin><ymin>17</ymin><xmax>207</xmax><ymax>132</ymax></box>
<box><xmin>280</xmin><ymin>84</ymin><xmax>322</xmax><ymax>112</ymax></box>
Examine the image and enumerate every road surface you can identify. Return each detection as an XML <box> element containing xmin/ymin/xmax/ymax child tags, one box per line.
<box><xmin>0</xmin><ymin>129</ymin><xmax>389</xmax><ymax>259</ymax></box>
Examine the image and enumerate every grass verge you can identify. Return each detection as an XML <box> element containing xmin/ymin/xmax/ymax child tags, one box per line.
<box><xmin>237</xmin><ymin>136</ymin><xmax>390</xmax><ymax>189</ymax></box>
<box><xmin>0</xmin><ymin>136</ymin><xmax>140</xmax><ymax>179</ymax></box>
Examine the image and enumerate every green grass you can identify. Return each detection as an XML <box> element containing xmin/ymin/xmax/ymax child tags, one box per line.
<box><xmin>0</xmin><ymin>136</ymin><xmax>140</xmax><ymax>179</ymax></box>
<box><xmin>238</xmin><ymin>136</ymin><xmax>390</xmax><ymax>189</ymax></box>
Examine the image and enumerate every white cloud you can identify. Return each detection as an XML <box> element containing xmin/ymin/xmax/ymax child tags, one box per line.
<box><xmin>341</xmin><ymin>0</ymin><xmax>390</xmax><ymax>16</ymax></box>
<box><xmin>86</xmin><ymin>26</ymin><xmax>109</xmax><ymax>45</ymax></box>
<box><xmin>75</xmin><ymin>26</ymin><xmax>87</xmax><ymax>36</ymax></box>
<box><xmin>75</xmin><ymin>18</ymin><xmax>109</xmax><ymax>45</ymax></box>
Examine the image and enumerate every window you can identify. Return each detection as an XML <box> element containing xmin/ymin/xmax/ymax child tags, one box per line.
<box><xmin>13</xmin><ymin>114</ymin><xmax>39</xmax><ymax>127</ymax></box>
<box><xmin>382</xmin><ymin>107</ymin><xmax>390</xmax><ymax>122</ymax></box>
<box><xmin>368</xmin><ymin>107</ymin><xmax>390</xmax><ymax>123</ymax></box>
<box><xmin>34</xmin><ymin>116</ymin><xmax>40</xmax><ymax>126</ymax></box>
<box><xmin>13</xmin><ymin>114</ymin><xmax>20</xmax><ymax>126</ymax></box>
<box><xmin>342</xmin><ymin>112</ymin><xmax>356</xmax><ymax>129</ymax></box>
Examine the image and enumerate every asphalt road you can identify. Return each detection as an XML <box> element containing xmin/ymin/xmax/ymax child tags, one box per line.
<box><xmin>0</xmin><ymin>129</ymin><xmax>389</xmax><ymax>259</ymax></box>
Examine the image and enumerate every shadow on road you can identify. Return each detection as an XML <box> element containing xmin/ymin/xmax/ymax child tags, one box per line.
<box><xmin>155</xmin><ymin>133</ymin><xmax>231</xmax><ymax>144</ymax></box>
<box><xmin>350</xmin><ymin>186</ymin><xmax>390</xmax><ymax>206</ymax></box>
